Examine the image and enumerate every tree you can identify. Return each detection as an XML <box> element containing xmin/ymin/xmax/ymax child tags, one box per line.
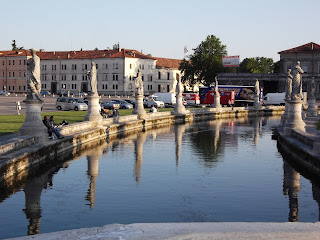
<box><xmin>179</xmin><ymin>35</ymin><xmax>227</xmax><ymax>86</ymax></box>
<box><xmin>239</xmin><ymin>57</ymin><xmax>274</xmax><ymax>73</ymax></box>
<box><xmin>94</xmin><ymin>47</ymin><xmax>99</xmax><ymax>51</ymax></box>
<box><xmin>11</xmin><ymin>40</ymin><xmax>24</xmax><ymax>50</ymax></box>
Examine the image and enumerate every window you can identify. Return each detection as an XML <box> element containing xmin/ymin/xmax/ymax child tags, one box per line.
<box><xmin>148</xmin><ymin>85</ymin><xmax>153</xmax><ymax>90</ymax></box>
<box><xmin>158</xmin><ymin>72</ymin><xmax>161</xmax><ymax>80</ymax></box>
<box><xmin>12</xmin><ymin>86</ymin><xmax>15</xmax><ymax>91</ymax></box>
<box><xmin>142</xmin><ymin>75</ymin><xmax>144</xmax><ymax>81</ymax></box>
<box><xmin>142</xmin><ymin>64</ymin><xmax>144</xmax><ymax>70</ymax></box>
<box><xmin>301</xmin><ymin>62</ymin><xmax>308</xmax><ymax>73</ymax></box>
<box><xmin>23</xmin><ymin>72</ymin><xmax>26</xmax><ymax>77</ymax></box>
<box><xmin>129</xmin><ymin>64</ymin><xmax>132</xmax><ymax>69</ymax></box>
<box><xmin>113</xmin><ymin>74</ymin><xmax>118</xmax><ymax>81</ymax></box>
<box><xmin>61</xmin><ymin>75</ymin><xmax>66</xmax><ymax>81</ymax></box>
<box><xmin>12</xmin><ymin>72</ymin><xmax>15</xmax><ymax>77</ymax></box>
<box><xmin>8</xmin><ymin>86</ymin><xmax>11</xmax><ymax>90</ymax></box>
<box><xmin>148</xmin><ymin>75</ymin><xmax>153</xmax><ymax>81</ymax></box>
<box><xmin>82</xmin><ymin>64</ymin><xmax>87</xmax><ymax>70</ymax></box>
<box><xmin>19</xmin><ymin>86</ymin><xmax>21</xmax><ymax>90</ymax></box>
<box><xmin>61</xmin><ymin>64</ymin><xmax>67</xmax><ymax>70</ymax></box>
<box><xmin>96</xmin><ymin>64</ymin><xmax>98</xmax><ymax>69</ymax></box>
<box><xmin>105</xmin><ymin>64</ymin><xmax>108</xmax><ymax>69</ymax></box>
<box><xmin>52</xmin><ymin>75</ymin><xmax>56</xmax><ymax>81</ymax></box>
<box><xmin>72</xmin><ymin>64</ymin><xmax>77</xmax><ymax>70</ymax></box>
<box><xmin>42</xmin><ymin>65</ymin><xmax>46</xmax><ymax>71</ymax></box>
<box><xmin>24</xmin><ymin>60</ymin><xmax>26</xmax><ymax>65</ymax></box>
<box><xmin>8</xmin><ymin>72</ymin><xmax>11</xmax><ymax>77</ymax></box>
<box><xmin>72</xmin><ymin>75</ymin><xmax>77</xmax><ymax>81</ymax></box>
<box><xmin>318</xmin><ymin>62</ymin><xmax>320</xmax><ymax>74</ymax></box>
<box><xmin>19</xmin><ymin>60</ymin><xmax>22</xmax><ymax>65</ymax></box>
<box><xmin>82</xmin><ymin>75</ymin><xmax>88</xmax><ymax>81</ymax></box>
<box><xmin>19</xmin><ymin>72</ymin><xmax>21</xmax><ymax>78</ymax></box>
<box><xmin>167</xmin><ymin>72</ymin><xmax>170</xmax><ymax>80</ymax></box>
<box><xmin>113</xmin><ymin>63</ymin><xmax>118</xmax><ymax>69</ymax></box>
<box><xmin>12</xmin><ymin>60</ymin><xmax>15</xmax><ymax>65</ymax></box>
<box><xmin>2</xmin><ymin>60</ymin><xmax>4</xmax><ymax>65</ymax></box>
<box><xmin>104</xmin><ymin>75</ymin><xmax>108</xmax><ymax>81</ymax></box>
<box><xmin>52</xmin><ymin>65</ymin><xmax>57</xmax><ymax>70</ymax></box>
<box><xmin>8</xmin><ymin>60</ymin><xmax>11</xmax><ymax>65</ymax></box>
<box><xmin>113</xmin><ymin>84</ymin><xmax>118</xmax><ymax>89</ymax></box>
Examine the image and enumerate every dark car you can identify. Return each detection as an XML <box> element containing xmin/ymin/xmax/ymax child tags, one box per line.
<box><xmin>124</xmin><ymin>99</ymin><xmax>136</xmax><ymax>108</ymax></box>
<box><xmin>40</xmin><ymin>91</ymin><xmax>51</xmax><ymax>96</ymax></box>
<box><xmin>101</xmin><ymin>100</ymin><xmax>120</xmax><ymax>110</ymax></box>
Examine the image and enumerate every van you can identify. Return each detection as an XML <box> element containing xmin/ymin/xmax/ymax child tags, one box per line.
<box><xmin>263</xmin><ymin>93</ymin><xmax>286</xmax><ymax>105</ymax></box>
<box><xmin>153</xmin><ymin>92</ymin><xmax>176</xmax><ymax>106</ymax></box>
<box><xmin>56</xmin><ymin>97</ymin><xmax>88</xmax><ymax>111</ymax></box>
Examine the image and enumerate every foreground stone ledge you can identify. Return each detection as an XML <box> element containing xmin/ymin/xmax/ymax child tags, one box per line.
<box><xmin>9</xmin><ymin>222</ymin><xmax>320</xmax><ymax>240</ymax></box>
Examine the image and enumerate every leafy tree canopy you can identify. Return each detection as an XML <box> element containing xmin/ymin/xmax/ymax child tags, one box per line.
<box><xmin>179</xmin><ymin>35</ymin><xmax>227</xmax><ymax>86</ymax></box>
<box><xmin>11</xmin><ymin>40</ymin><xmax>24</xmax><ymax>50</ymax></box>
<box><xmin>238</xmin><ymin>57</ymin><xmax>274</xmax><ymax>73</ymax></box>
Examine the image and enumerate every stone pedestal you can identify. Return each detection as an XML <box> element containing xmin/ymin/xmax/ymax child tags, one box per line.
<box><xmin>174</xmin><ymin>94</ymin><xmax>186</xmax><ymax>115</ymax></box>
<box><xmin>254</xmin><ymin>94</ymin><xmax>261</xmax><ymax>109</ymax></box>
<box><xmin>85</xmin><ymin>94</ymin><xmax>102</xmax><ymax>124</ymax></box>
<box><xmin>213</xmin><ymin>93</ymin><xmax>221</xmax><ymax>111</ymax></box>
<box><xmin>281</xmin><ymin>99</ymin><xmax>291</xmax><ymax>125</ymax></box>
<box><xmin>306</xmin><ymin>97</ymin><xmax>318</xmax><ymax>117</ymax></box>
<box><xmin>19</xmin><ymin>100</ymin><xmax>48</xmax><ymax>143</ymax></box>
<box><xmin>284</xmin><ymin>100</ymin><xmax>306</xmax><ymax>135</ymax></box>
<box><xmin>132</xmin><ymin>95</ymin><xmax>146</xmax><ymax>119</ymax></box>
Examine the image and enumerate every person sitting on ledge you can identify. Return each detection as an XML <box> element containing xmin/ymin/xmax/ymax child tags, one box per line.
<box><xmin>43</xmin><ymin>115</ymin><xmax>64</xmax><ymax>139</ymax></box>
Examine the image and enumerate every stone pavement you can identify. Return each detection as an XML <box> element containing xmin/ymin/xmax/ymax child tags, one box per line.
<box><xmin>8</xmin><ymin>222</ymin><xmax>320</xmax><ymax>240</ymax></box>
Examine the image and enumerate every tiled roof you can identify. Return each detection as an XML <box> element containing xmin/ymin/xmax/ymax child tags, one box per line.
<box><xmin>278</xmin><ymin>42</ymin><xmax>320</xmax><ymax>54</ymax></box>
<box><xmin>156</xmin><ymin>57</ymin><xmax>182</xmax><ymax>69</ymax></box>
<box><xmin>36</xmin><ymin>49</ymin><xmax>156</xmax><ymax>60</ymax></box>
<box><xmin>0</xmin><ymin>50</ymin><xmax>30</xmax><ymax>57</ymax></box>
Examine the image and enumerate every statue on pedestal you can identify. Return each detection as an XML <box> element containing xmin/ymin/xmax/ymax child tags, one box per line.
<box><xmin>27</xmin><ymin>49</ymin><xmax>42</xmax><ymax>101</ymax></box>
<box><xmin>135</xmin><ymin>70</ymin><xmax>144</xmax><ymax>96</ymax></box>
<box><xmin>255</xmin><ymin>79</ymin><xmax>260</xmax><ymax>95</ymax></box>
<box><xmin>285</xmin><ymin>69</ymin><xmax>293</xmax><ymax>100</ymax></box>
<box><xmin>87</xmin><ymin>62</ymin><xmax>98</xmax><ymax>95</ymax></box>
<box><xmin>309</xmin><ymin>78</ymin><xmax>316</xmax><ymax>98</ymax></box>
<box><xmin>176</xmin><ymin>77</ymin><xmax>183</xmax><ymax>96</ymax></box>
<box><xmin>292</xmin><ymin>61</ymin><xmax>304</xmax><ymax>101</ymax></box>
<box><xmin>214</xmin><ymin>76</ymin><xmax>219</xmax><ymax>94</ymax></box>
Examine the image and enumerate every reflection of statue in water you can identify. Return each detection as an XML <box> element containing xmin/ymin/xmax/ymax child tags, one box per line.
<box><xmin>134</xmin><ymin>69</ymin><xmax>144</xmax><ymax>96</ymax></box>
<box><xmin>292</xmin><ymin>61</ymin><xmax>304</xmax><ymax>100</ymax></box>
<box><xmin>87</xmin><ymin>62</ymin><xmax>97</xmax><ymax>95</ymax></box>
<box><xmin>27</xmin><ymin>49</ymin><xmax>42</xmax><ymax>101</ymax></box>
<box><xmin>285</xmin><ymin>69</ymin><xmax>293</xmax><ymax>100</ymax></box>
<box><xmin>309</xmin><ymin>78</ymin><xmax>316</xmax><ymax>98</ymax></box>
<box><xmin>255</xmin><ymin>79</ymin><xmax>260</xmax><ymax>95</ymax></box>
<box><xmin>214</xmin><ymin>76</ymin><xmax>219</xmax><ymax>94</ymax></box>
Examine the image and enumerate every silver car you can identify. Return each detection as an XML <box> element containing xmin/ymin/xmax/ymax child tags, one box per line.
<box><xmin>56</xmin><ymin>97</ymin><xmax>88</xmax><ymax>111</ymax></box>
<box><xmin>112</xmin><ymin>99</ymin><xmax>133</xmax><ymax>109</ymax></box>
<box><xmin>101</xmin><ymin>101</ymin><xmax>120</xmax><ymax>110</ymax></box>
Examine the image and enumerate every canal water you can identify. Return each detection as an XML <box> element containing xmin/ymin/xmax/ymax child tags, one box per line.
<box><xmin>1</xmin><ymin>117</ymin><xmax>320</xmax><ymax>239</ymax></box>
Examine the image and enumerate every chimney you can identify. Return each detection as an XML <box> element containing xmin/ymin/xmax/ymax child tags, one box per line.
<box><xmin>141</xmin><ymin>49</ymin><xmax>143</xmax><ymax>54</ymax></box>
<box><xmin>73</xmin><ymin>51</ymin><xmax>76</xmax><ymax>54</ymax></box>
<box><xmin>53</xmin><ymin>51</ymin><xmax>55</xmax><ymax>55</ymax></box>
<box><xmin>67</xmin><ymin>54</ymin><xmax>70</xmax><ymax>59</ymax></box>
<box><xmin>311</xmin><ymin>43</ymin><xmax>314</xmax><ymax>50</ymax></box>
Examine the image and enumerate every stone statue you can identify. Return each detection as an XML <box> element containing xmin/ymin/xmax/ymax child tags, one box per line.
<box><xmin>292</xmin><ymin>61</ymin><xmax>304</xmax><ymax>100</ymax></box>
<box><xmin>26</xmin><ymin>49</ymin><xmax>42</xmax><ymax>101</ymax></box>
<box><xmin>309</xmin><ymin>78</ymin><xmax>316</xmax><ymax>98</ymax></box>
<box><xmin>255</xmin><ymin>79</ymin><xmax>260</xmax><ymax>95</ymax></box>
<box><xmin>134</xmin><ymin>69</ymin><xmax>144</xmax><ymax>96</ymax></box>
<box><xmin>285</xmin><ymin>69</ymin><xmax>293</xmax><ymax>100</ymax></box>
<box><xmin>176</xmin><ymin>78</ymin><xmax>183</xmax><ymax>96</ymax></box>
<box><xmin>87</xmin><ymin>62</ymin><xmax>97</xmax><ymax>95</ymax></box>
<box><xmin>214</xmin><ymin>76</ymin><xmax>219</xmax><ymax>93</ymax></box>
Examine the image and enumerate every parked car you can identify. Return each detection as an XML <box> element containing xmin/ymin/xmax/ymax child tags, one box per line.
<box><xmin>124</xmin><ymin>99</ymin><xmax>136</xmax><ymax>108</ymax></box>
<box><xmin>0</xmin><ymin>90</ymin><xmax>10</xmax><ymax>96</ymax></box>
<box><xmin>101</xmin><ymin>101</ymin><xmax>120</xmax><ymax>110</ymax></box>
<box><xmin>111</xmin><ymin>99</ymin><xmax>133</xmax><ymax>109</ymax></box>
<box><xmin>40</xmin><ymin>91</ymin><xmax>51</xmax><ymax>96</ymax></box>
<box><xmin>56</xmin><ymin>97</ymin><xmax>88</xmax><ymax>111</ymax></box>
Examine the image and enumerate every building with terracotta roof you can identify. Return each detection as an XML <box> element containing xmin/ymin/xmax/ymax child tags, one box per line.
<box><xmin>278</xmin><ymin>42</ymin><xmax>320</xmax><ymax>97</ymax></box>
<box><xmin>0</xmin><ymin>47</ymin><xmax>184</xmax><ymax>95</ymax></box>
<box><xmin>0</xmin><ymin>50</ymin><xmax>31</xmax><ymax>93</ymax></box>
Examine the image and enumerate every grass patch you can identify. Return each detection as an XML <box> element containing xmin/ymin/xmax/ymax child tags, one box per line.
<box><xmin>0</xmin><ymin>108</ymin><xmax>175</xmax><ymax>136</ymax></box>
<box><xmin>316</xmin><ymin>120</ymin><xmax>320</xmax><ymax>130</ymax></box>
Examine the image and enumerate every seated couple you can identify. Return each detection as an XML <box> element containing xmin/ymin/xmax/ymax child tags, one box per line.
<box><xmin>43</xmin><ymin>115</ymin><xmax>64</xmax><ymax>139</ymax></box>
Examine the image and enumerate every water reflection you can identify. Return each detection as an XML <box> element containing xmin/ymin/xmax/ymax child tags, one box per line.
<box><xmin>134</xmin><ymin>132</ymin><xmax>146</xmax><ymax>183</ymax></box>
<box><xmin>283</xmin><ymin>160</ymin><xmax>301</xmax><ymax>222</ymax></box>
<box><xmin>85</xmin><ymin>143</ymin><xmax>107</xmax><ymax>209</ymax></box>
<box><xmin>2</xmin><ymin>117</ymin><xmax>320</xmax><ymax>238</ymax></box>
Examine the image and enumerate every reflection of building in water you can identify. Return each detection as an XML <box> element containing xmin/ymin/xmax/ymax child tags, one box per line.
<box><xmin>312</xmin><ymin>183</ymin><xmax>320</xmax><ymax>221</ymax></box>
<box><xmin>85</xmin><ymin>145</ymin><xmax>105</xmax><ymax>209</ymax></box>
<box><xmin>175</xmin><ymin>124</ymin><xmax>186</xmax><ymax>167</ymax></box>
<box><xmin>134</xmin><ymin>132</ymin><xmax>146</xmax><ymax>183</ymax></box>
<box><xmin>283</xmin><ymin>161</ymin><xmax>301</xmax><ymax>222</ymax></box>
<box><xmin>23</xmin><ymin>166</ymin><xmax>62</xmax><ymax>235</ymax></box>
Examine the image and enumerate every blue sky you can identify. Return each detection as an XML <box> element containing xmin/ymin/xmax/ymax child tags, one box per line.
<box><xmin>1</xmin><ymin>0</ymin><xmax>319</xmax><ymax>61</ymax></box>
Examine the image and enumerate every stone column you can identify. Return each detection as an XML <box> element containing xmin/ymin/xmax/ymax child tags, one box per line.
<box><xmin>281</xmin><ymin>99</ymin><xmax>291</xmax><ymax>125</ymax></box>
<box><xmin>19</xmin><ymin>99</ymin><xmax>48</xmax><ymax>143</ymax></box>
<box><xmin>85</xmin><ymin>93</ymin><xmax>102</xmax><ymax>124</ymax></box>
<box><xmin>253</xmin><ymin>94</ymin><xmax>261</xmax><ymax>109</ymax></box>
<box><xmin>284</xmin><ymin>99</ymin><xmax>306</xmax><ymax>135</ymax></box>
<box><xmin>213</xmin><ymin>92</ymin><xmax>221</xmax><ymax>111</ymax></box>
<box><xmin>132</xmin><ymin>95</ymin><xmax>146</xmax><ymax>119</ymax></box>
<box><xmin>306</xmin><ymin>97</ymin><xmax>318</xmax><ymax>117</ymax></box>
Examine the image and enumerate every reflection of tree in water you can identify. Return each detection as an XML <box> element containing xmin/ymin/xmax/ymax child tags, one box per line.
<box><xmin>188</xmin><ymin>121</ymin><xmax>223</xmax><ymax>168</ymax></box>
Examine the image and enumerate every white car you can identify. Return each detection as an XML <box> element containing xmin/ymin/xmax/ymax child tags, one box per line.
<box><xmin>0</xmin><ymin>90</ymin><xmax>10</xmax><ymax>96</ymax></box>
<box><xmin>56</xmin><ymin>97</ymin><xmax>88</xmax><ymax>111</ymax></box>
